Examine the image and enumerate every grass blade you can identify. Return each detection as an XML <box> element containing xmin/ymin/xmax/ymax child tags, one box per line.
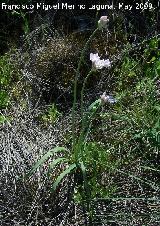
<box><xmin>51</xmin><ymin>163</ymin><xmax>76</xmax><ymax>192</ymax></box>
<box><xmin>27</xmin><ymin>147</ymin><xmax>68</xmax><ymax>177</ymax></box>
<box><xmin>117</xmin><ymin>169</ymin><xmax>160</xmax><ymax>191</ymax></box>
<box><xmin>88</xmin><ymin>99</ymin><xmax>101</xmax><ymax>112</ymax></box>
<box><xmin>140</xmin><ymin>165</ymin><xmax>160</xmax><ymax>172</ymax></box>
<box><xmin>47</xmin><ymin>157</ymin><xmax>68</xmax><ymax>176</ymax></box>
<box><xmin>80</xmin><ymin>161</ymin><xmax>86</xmax><ymax>180</ymax></box>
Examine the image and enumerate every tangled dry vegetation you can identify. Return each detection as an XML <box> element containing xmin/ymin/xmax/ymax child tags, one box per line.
<box><xmin>1</xmin><ymin>105</ymin><xmax>159</xmax><ymax>225</ymax></box>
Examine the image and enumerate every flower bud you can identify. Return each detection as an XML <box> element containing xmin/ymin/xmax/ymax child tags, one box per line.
<box><xmin>100</xmin><ymin>92</ymin><xmax>117</xmax><ymax>104</ymax></box>
<box><xmin>98</xmin><ymin>16</ymin><xmax>109</xmax><ymax>30</ymax></box>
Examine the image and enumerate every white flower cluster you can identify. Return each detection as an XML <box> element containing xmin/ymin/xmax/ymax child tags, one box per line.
<box><xmin>100</xmin><ymin>92</ymin><xmax>117</xmax><ymax>104</ymax></box>
<box><xmin>90</xmin><ymin>53</ymin><xmax>111</xmax><ymax>70</ymax></box>
<box><xmin>98</xmin><ymin>16</ymin><xmax>109</xmax><ymax>30</ymax></box>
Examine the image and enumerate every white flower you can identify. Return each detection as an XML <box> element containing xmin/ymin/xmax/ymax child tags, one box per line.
<box><xmin>98</xmin><ymin>16</ymin><xmax>109</xmax><ymax>30</ymax></box>
<box><xmin>90</xmin><ymin>53</ymin><xmax>100</xmax><ymax>62</ymax></box>
<box><xmin>100</xmin><ymin>92</ymin><xmax>117</xmax><ymax>104</ymax></box>
<box><xmin>90</xmin><ymin>53</ymin><xmax>111</xmax><ymax>70</ymax></box>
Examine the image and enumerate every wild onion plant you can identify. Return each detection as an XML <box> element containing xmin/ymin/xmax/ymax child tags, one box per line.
<box><xmin>28</xmin><ymin>16</ymin><xmax>116</xmax><ymax>225</ymax></box>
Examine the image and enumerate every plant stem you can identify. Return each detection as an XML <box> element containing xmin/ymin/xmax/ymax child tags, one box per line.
<box><xmin>72</xmin><ymin>28</ymin><xmax>99</xmax><ymax>153</ymax></box>
<box><xmin>80</xmin><ymin>69</ymin><xmax>93</xmax><ymax>121</ymax></box>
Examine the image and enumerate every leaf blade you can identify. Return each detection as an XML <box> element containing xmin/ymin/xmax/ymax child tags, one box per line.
<box><xmin>47</xmin><ymin>157</ymin><xmax>68</xmax><ymax>177</ymax></box>
<box><xmin>27</xmin><ymin>147</ymin><xmax>68</xmax><ymax>177</ymax></box>
<box><xmin>51</xmin><ymin>163</ymin><xmax>76</xmax><ymax>192</ymax></box>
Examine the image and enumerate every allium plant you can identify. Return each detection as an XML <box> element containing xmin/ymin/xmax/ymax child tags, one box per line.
<box><xmin>28</xmin><ymin>16</ymin><xmax>116</xmax><ymax>225</ymax></box>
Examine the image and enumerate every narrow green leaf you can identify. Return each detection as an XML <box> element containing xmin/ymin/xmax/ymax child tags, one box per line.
<box><xmin>80</xmin><ymin>161</ymin><xmax>86</xmax><ymax>180</ymax></box>
<box><xmin>27</xmin><ymin>147</ymin><xmax>68</xmax><ymax>177</ymax></box>
<box><xmin>154</xmin><ymin>106</ymin><xmax>160</xmax><ymax>112</ymax></box>
<box><xmin>88</xmin><ymin>99</ymin><xmax>101</xmax><ymax>112</ymax></box>
<box><xmin>140</xmin><ymin>165</ymin><xmax>160</xmax><ymax>172</ymax></box>
<box><xmin>0</xmin><ymin>115</ymin><xmax>7</xmax><ymax>123</ymax></box>
<box><xmin>49</xmin><ymin>157</ymin><xmax>68</xmax><ymax>170</ymax></box>
<box><xmin>48</xmin><ymin>157</ymin><xmax>68</xmax><ymax>176</ymax></box>
<box><xmin>51</xmin><ymin>163</ymin><xmax>76</xmax><ymax>192</ymax></box>
<box><xmin>117</xmin><ymin>169</ymin><xmax>160</xmax><ymax>191</ymax></box>
<box><xmin>80</xmin><ymin>162</ymin><xmax>88</xmax><ymax>191</ymax></box>
<box><xmin>95</xmin><ymin>197</ymin><xmax>158</xmax><ymax>201</ymax></box>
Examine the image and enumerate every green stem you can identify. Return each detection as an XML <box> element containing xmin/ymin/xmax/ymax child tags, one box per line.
<box><xmin>72</xmin><ymin>28</ymin><xmax>99</xmax><ymax>152</ymax></box>
<box><xmin>80</xmin><ymin>70</ymin><xmax>93</xmax><ymax>121</ymax></box>
<box><xmin>83</xmin><ymin>102</ymin><xmax>101</xmax><ymax>148</ymax></box>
